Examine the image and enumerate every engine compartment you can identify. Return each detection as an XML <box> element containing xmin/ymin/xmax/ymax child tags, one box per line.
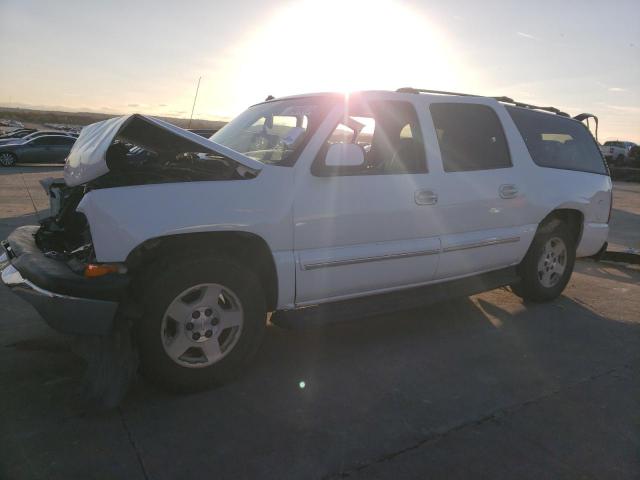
<box><xmin>35</xmin><ymin>181</ymin><xmax>93</xmax><ymax>267</ymax></box>
<box><xmin>34</xmin><ymin>115</ymin><xmax>261</xmax><ymax>263</ymax></box>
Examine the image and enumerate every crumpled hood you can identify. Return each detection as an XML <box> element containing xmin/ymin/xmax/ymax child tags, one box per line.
<box><xmin>64</xmin><ymin>114</ymin><xmax>263</xmax><ymax>186</ymax></box>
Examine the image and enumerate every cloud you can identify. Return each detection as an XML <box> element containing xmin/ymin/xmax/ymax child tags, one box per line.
<box><xmin>516</xmin><ymin>31</ymin><xmax>536</xmax><ymax>40</ymax></box>
<box><xmin>608</xmin><ymin>87</ymin><xmax>626</xmax><ymax>92</ymax></box>
<box><xmin>603</xmin><ymin>104</ymin><xmax>640</xmax><ymax>114</ymax></box>
<box><xmin>158</xmin><ymin>104</ymin><xmax>168</xmax><ymax>107</ymax></box>
<box><xmin>127</xmin><ymin>103</ymin><xmax>139</xmax><ymax>107</ymax></box>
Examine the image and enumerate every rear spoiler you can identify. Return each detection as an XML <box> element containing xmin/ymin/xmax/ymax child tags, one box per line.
<box><xmin>573</xmin><ymin>113</ymin><xmax>599</xmax><ymax>142</ymax></box>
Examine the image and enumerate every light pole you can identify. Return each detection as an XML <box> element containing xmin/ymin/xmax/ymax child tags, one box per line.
<box><xmin>188</xmin><ymin>76</ymin><xmax>202</xmax><ymax>128</ymax></box>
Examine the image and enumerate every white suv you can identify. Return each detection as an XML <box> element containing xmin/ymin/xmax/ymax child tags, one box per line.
<box><xmin>1</xmin><ymin>89</ymin><xmax>612</xmax><ymax>399</ymax></box>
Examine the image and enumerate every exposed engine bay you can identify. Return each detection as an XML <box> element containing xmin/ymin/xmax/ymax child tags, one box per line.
<box><xmin>35</xmin><ymin>180</ymin><xmax>93</xmax><ymax>266</ymax></box>
<box><xmin>87</xmin><ymin>114</ymin><xmax>259</xmax><ymax>188</ymax></box>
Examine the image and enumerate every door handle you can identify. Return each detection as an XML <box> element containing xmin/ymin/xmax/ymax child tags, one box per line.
<box><xmin>415</xmin><ymin>189</ymin><xmax>438</xmax><ymax>205</ymax></box>
<box><xmin>499</xmin><ymin>184</ymin><xmax>518</xmax><ymax>199</ymax></box>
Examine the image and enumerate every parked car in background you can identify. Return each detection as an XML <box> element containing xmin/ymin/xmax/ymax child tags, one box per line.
<box><xmin>601</xmin><ymin>140</ymin><xmax>637</xmax><ymax>165</ymax></box>
<box><xmin>0</xmin><ymin>128</ymin><xmax>37</xmax><ymax>139</ymax></box>
<box><xmin>0</xmin><ymin>130</ymin><xmax>78</xmax><ymax>146</ymax></box>
<box><xmin>0</xmin><ymin>134</ymin><xmax>76</xmax><ymax>166</ymax></box>
<box><xmin>0</xmin><ymin>89</ymin><xmax>611</xmax><ymax>403</ymax></box>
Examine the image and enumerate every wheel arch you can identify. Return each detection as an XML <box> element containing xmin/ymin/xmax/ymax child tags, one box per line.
<box><xmin>125</xmin><ymin>231</ymin><xmax>279</xmax><ymax>311</ymax></box>
<box><xmin>536</xmin><ymin>208</ymin><xmax>584</xmax><ymax>246</ymax></box>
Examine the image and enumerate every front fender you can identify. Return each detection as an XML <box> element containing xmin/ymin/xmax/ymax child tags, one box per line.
<box><xmin>77</xmin><ymin>167</ymin><xmax>294</xmax><ymax>263</ymax></box>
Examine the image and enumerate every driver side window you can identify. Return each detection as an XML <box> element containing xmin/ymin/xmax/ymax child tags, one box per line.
<box><xmin>314</xmin><ymin>100</ymin><xmax>427</xmax><ymax>176</ymax></box>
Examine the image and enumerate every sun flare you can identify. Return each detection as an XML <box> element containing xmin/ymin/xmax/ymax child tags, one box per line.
<box><xmin>206</xmin><ymin>0</ymin><xmax>464</xmax><ymax>117</ymax></box>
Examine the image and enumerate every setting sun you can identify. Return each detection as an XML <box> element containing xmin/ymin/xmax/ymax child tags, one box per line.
<box><xmin>210</xmin><ymin>0</ymin><xmax>464</xmax><ymax>115</ymax></box>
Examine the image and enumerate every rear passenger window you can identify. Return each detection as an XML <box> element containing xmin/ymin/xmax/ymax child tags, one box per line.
<box><xmin>507</xmin><ymin>106</ymin><xmax>607</xmax><ymax>175</ymax></box>
<box><xmin>430</xmin><ymin>103</ymin><xmax>511</xmax><ymax>172</ymax></box>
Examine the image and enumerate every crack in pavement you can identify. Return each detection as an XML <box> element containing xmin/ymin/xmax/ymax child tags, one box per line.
<box><xmin>118</xmin><ymin>406</ymin><xmax>150</xmax><ymax>480</ymax></box>
<box><xmin>19</xmin><ymin>173</ymin><xmax>41</xmax><ymax>222</ymax></box>
<box><xmin>323</xmin><ymin>361</ymin><xmax>638</xmax><ymax>479</ymax></box>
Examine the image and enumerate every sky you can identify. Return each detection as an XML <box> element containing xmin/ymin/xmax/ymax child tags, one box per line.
<box><xmin>0</xmin><ymin>0</ymin><xmax>638</xmax><ymax>142</ymax></box>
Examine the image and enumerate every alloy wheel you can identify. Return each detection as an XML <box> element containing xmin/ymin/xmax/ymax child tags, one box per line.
<box><xmin>0</xmin><ymin>153</ymin><xmax>16</xmax><ymax>166</ymax></box>
<box><xmin>537</xmin><ymin>237</ymin><xmax>567</xmax><ymax>288</ymax></box>
<box><xmin>160</xmin><ymin>283</ymin><xmax>244</xmax><ymax>368</ymax></box>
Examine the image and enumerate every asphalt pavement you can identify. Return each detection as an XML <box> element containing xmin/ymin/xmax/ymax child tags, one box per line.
<box><xmin>1</xmin><ymin>166</ymin><xmax>638</xmax><ymax>479</ymax></box>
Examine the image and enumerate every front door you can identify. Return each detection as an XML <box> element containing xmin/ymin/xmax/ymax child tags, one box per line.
<box><xmin>293</xmin><ymin>99</ymin><xmax>441</xmax><ymax>305</ymax></box>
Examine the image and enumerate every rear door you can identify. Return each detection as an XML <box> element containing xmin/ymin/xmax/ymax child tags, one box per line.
<box><xmin>424</xmin><ymin>101</ymin><xmax>536</xmax><ymax>279</ymax></box>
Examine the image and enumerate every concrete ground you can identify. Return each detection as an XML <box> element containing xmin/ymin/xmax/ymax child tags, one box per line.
<box><xmin>1</xmin><ymin>166</ymin><xmax>639</xmax><ymax>480</ymax></box>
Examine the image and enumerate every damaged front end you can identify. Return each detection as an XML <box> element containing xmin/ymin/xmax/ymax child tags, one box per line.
<box><xmin>1</xmin><ymin>114</ymin><xmax>264</xmax><ymax>406</ymax></box>
<box><xmin>35</xmin><ymin>114</ymin><xmax>262</xmax><ymax>264</ymax></box>
<box><xmin>3</xmin><ymin>114</ymin><xmax>264</xmax><ymax>333</ymax></box>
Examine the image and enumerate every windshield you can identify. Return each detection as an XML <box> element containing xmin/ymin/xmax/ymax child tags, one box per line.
<box><xmin>210</xmin><ymin>98</ymin><xmax>331</xmax><ymax>165</ymax></box>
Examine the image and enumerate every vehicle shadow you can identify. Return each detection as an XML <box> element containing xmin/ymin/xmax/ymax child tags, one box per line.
<box><xmin>1</xmin><ymin>282</ymin><xmax>638</xmax><ymax>479</ymax></box>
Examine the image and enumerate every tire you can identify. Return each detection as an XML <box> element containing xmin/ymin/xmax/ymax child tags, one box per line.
<box><xmin>135</xmin><ymin>255</ymin><xmax>267</xmax><ymax>392</ymax></box>
<box><xmin>511</xmin><ymin>219</ymin><xmax>576</xmax><ymax>302</ymax></box>
<box><xmin>0</xmin><ymin>152</ymin><xmax>17</xmax><ymax>167</ymax></box>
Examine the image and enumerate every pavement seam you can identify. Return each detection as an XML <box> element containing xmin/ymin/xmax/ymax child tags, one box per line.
<box><xmin>323</xmin><ymin>361</ymin><xmax>638</xmax><ymax>479</ymax></box>
<box><xmin>19</xmin><ymin>173</ymin><xmax>41</xmax><ymax>221</ymax></box>
<box><xmin>118</xmin><ymin>407</ymin><xmax>150</xmax><ymax>480</ymax></box>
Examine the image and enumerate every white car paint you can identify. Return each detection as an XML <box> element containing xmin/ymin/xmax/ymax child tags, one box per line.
<box><xmin>76</xmin><ymin>91</ymin><xmax>612</xmax><ymax>310</ymax></box>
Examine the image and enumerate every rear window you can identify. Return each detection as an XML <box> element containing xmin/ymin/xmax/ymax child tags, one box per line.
<box><xmin>507</xmin><ymin>106</ymin><xmax>607</xmax><ymax>175</ymax></box>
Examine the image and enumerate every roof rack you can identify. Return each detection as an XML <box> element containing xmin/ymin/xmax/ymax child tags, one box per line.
<box><xmin>396</xmin><ymin>87</ymin><xmax>570</xmax><ymax>117</ymax></box>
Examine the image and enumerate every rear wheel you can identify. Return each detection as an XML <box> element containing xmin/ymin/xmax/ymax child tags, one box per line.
<box><xmin>0</xmin><ymin>152</ymin><xmax>17</xmax><ymax>167</ymax></box>
<box><xmin>136</xmin><ymin>256</ymin><xmax>267</xmax><ymax>392</ymax></box>
<box><xmin>511</xmin><ymin>219</ymin><xmax>576</xmax><ymax>302</ymax></box>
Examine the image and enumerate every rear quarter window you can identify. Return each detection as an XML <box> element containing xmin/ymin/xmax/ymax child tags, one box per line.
<box><xmin>507</xmin><ymin>106</ymin><xmax>607</xmax><ymax>175</ymax></box>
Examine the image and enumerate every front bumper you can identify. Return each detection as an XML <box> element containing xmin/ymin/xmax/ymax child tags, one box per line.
<box><xmin>1</xmin><ymin>226</ymin><xmax>128</xmax><ymax>335</ymax></box>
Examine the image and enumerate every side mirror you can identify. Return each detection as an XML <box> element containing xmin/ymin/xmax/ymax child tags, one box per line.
<box><xmin>324</xmin><ymin>143</ymin><xmax>365</xmax><ymax>168</ymax></box>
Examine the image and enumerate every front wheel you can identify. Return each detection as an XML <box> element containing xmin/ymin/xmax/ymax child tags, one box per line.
<box><xmin>136</xmin><ymin>256</ymin><xmax>267</xmax><ymax>392</ymax></box>
<box><xmin>511</xmin><ymin>219</ymin><xmax>576</xmax><ymax>302</ymax></box>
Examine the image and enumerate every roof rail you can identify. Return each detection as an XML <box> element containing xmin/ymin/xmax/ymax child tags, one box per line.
<box><xmin>396</xmin><ymin>87</ymin><xmax>570</xmax><ymax>117</ymax></box>
<box><xmin>396</xmin><ymin>87</ymin><xmax>479</xmax><ymax>97</ymax></box>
